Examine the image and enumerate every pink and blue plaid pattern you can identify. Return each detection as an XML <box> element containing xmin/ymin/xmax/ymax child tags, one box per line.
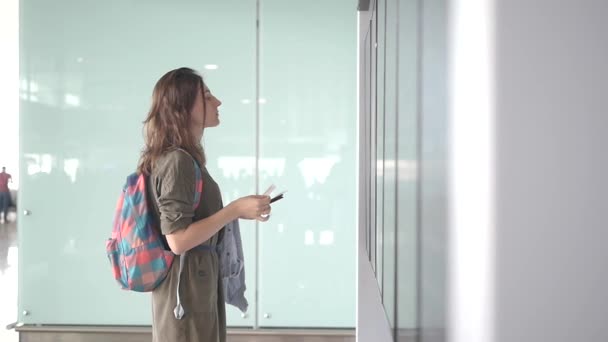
<box><xmin>106</xmin><ymin>159</ymin><xmax>202</xmax><ymax>292</ymax></box>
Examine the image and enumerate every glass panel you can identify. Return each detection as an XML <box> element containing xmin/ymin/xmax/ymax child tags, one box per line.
<box><xmin>18</xmin><ymin>0</ymin><xmax>256</xmax><ymax>326</ymax></box>
<box><xmin>258</xmin><ymin>0</ymin><xmax>357</xmax><ymax>328</ymax></box>
<box><xmin>420</xmin><ymin>0</ymin><xmax>448</xmax><ymax>340</ymax></box>
<box><xmin>363</xmin><ymin>26</ymin><xmax>372</xmax><ymax>260</ymax></box>
<box><xmin>369</xmin><ymin>8</ymin><xmax>378</xmax><ymax>274</ymax></box>
<box><xmin>359</xmin><ymin>21</ymin><xmax>376</xmax><ymax>265</ymax></box>
<box><xmin>375</xmin><ymin>0</ymin><xmax>386</xmax><ymax>290</ymax></box>
<box><xmin>397</xmin><ymin>0</ymin><xmax>420</xmax><ymax>339</ymax></box>
<box><xmin>382</xmin><ymin>0</ymin><xmax>398</xmax><ymax>330</ymax></box>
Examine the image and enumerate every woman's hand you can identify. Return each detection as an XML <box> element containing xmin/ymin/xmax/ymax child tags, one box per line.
<box><xmin>229</xmin><ymin>195</ymin><xmax>272</xmax><ymax>221</ymax></box>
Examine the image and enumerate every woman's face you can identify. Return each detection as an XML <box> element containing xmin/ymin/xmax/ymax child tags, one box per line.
<box><xmin>191</xmin><ymin>85</ymin><xmax>222</xmax><ymax>128</ymax></box>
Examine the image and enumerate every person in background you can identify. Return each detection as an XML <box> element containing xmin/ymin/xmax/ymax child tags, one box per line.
<box><xmin>0</xmin><ymin>167</ymin><xmax>12</xmax><ymax>224</ymax></box>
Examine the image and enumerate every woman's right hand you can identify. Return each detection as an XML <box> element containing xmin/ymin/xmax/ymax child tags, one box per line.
<box><xmin>229</xmin><ymin>195</ymin><xmax>272</xmax><ymax>221</ymax></box>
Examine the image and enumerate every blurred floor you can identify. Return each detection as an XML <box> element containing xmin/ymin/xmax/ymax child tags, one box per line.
<box><xmin>0</xmin><ymin>212</ymin><xmax>18</xmax><ymax>342</ymax></box>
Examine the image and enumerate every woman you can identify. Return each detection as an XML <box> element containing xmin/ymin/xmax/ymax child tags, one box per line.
<box><xmin>138</xmin><ymin>67</ymin><xmax>270</xmax><ymax>342</ymax></box>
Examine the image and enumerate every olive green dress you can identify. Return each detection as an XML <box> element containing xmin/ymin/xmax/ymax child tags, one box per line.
<box><xmin>147</xmin><ymin>149</ymin><xmax>226</xmax><ymax>342</ymax></box>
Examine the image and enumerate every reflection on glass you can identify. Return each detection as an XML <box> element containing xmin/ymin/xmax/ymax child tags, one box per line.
<box><xmin>304</xmin><ymin>230</ymin><xmax>315</xmax><ymax>246</ymax></box>
<box><xmin>63</xmin><ymin>159</ymin><xmax>80</xmax><ymax>183</ymax></box>
<box><xmin>259</xmin><ymin>157</ymin><xmax>285</xmax><ymax>177</ymax></box>
<box><xmin>62</xmin><ymin>238</ymin><xmax>78</xmax><ymax>255</ymax></box>
<box><xmin>319</xmin><ymin>230</ymin><xmax>335</xmax><ymax>246</ymax></box>
<box><xmin>217</xmin><ymin>156</ymin><xmax>255</xmax><ymax>179</ymax></box>
<box><xmin>398</xmin><ymin>160</ymin><xmax>418</xmax><ymax>181</ymax></box>
<box><xmin>297</xmin><ymin>156</ymin><xmax>340</xmax><ymax>187</ymax></box>
<box><xmin>64</xmin><ymin>93</ymin><xmax>80</xmax><ymax>107</ymax></box>
<box><xmin>24</xmin><ymin>154</ymin><xmax>54</xmax><ymax>175</ymax></box>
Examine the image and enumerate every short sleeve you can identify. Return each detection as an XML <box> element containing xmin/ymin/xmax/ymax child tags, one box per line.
<box><xmin>153</xmin><ymin>150</ymin><xmax>197</xmax><ymax>235</ymax></box>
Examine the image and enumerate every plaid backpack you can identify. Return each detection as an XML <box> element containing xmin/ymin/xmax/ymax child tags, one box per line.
<box><xmin>106</xmin><ymin>153</ymin><xmax>202</xmax><ymax>292</ymax></box>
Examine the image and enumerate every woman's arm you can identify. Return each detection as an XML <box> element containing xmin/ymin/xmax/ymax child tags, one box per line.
<box><xmin>165</xmin><ymin>195</ymin><xmax>270</xmax><ymax>254</ymax></box>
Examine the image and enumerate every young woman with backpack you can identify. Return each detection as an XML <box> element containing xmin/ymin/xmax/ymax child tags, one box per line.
<box><xmin>138</xmin><ymin>67</ymin><xmax>271</xmax><ymax>342</ymax></box>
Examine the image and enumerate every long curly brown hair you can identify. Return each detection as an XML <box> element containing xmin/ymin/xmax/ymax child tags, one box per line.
<box><xmin>138</xmin><ymin>67</ymin><xmax>206</xmax><ymax>175</ymax></box>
